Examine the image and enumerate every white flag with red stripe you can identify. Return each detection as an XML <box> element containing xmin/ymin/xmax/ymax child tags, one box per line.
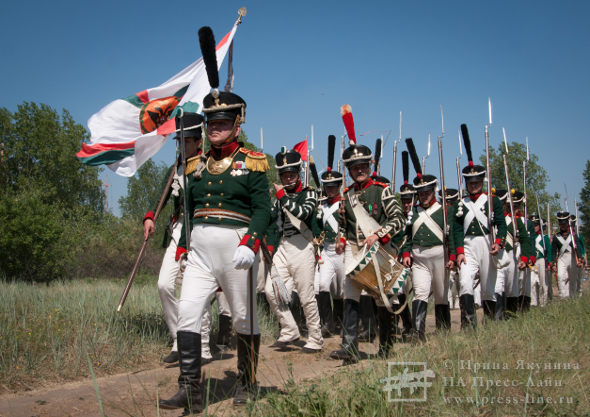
<box><xmin>77</xmin><ymin>21</ymin><xmax>238</xmax><ymax>176</ymax></box>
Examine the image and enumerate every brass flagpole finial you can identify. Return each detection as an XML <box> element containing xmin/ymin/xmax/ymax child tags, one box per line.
<box><xmin>237</xmin><ymin>7</ymin><xmax>247</xmax><ymax>24</ymax></box>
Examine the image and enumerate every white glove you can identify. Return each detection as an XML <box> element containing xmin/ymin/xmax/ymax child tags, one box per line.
<box><xmin>232</xmin><ymin>245</ymin><xmax>256</xmax><ymax>270</ymax></box>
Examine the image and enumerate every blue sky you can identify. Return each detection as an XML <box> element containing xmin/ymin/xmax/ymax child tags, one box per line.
<box><xmin>2</xmin><ymin>0</ymin><xmax>589</xmax><ymax>216</ymax></box>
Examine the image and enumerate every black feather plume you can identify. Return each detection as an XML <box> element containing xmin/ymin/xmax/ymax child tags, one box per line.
<box><xmin>198</xmin><ymin>26</ymin><xmax>219</xmax><ymax>89</ymax></box>
<box><xmin>327</xmin><ymin>135</ymin><xmax>336</xmax><ymax>171</ymax></box>
<box><xmin>309</xmin><ymin>156</ymin><xmax>321</xmax><ymax>189</ymax></box>
<box><xmin>374</xmin><ymin>138</ymin><xmax>382</xmax><ymax>175</ymax></box>
<box><xmin>460</xmin><ymin>124</ymin><xmax>473</xmax><ymax>163</ymax></box>
<box><xmin>405</xmin><ymin>138</ymin><xmax>422</xmax><ymax>176</ymax></box>
<box><xmin>402</xmin><ymin>151</ymin><xmax>410</xmax><ymax>183</ymax></box>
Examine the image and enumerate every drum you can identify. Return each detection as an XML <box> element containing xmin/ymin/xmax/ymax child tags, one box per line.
<box><xmin>346</xmin><ymin>242</ymin><xmax>410</xmax><ymax>299</ymax></box>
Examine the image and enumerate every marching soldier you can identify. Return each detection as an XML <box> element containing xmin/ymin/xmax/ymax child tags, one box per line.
<box><xmin>401</xmin><ymin>139</ymin><xmax>452</xmax><ymax>341</ymax></box>
<box><xmin>453</xmin><ymin>125</ymin><xmax>507</xmax><ymax>328</ymax></box>
<box><xmin>441</xmin><ymin>188</ymin><xmax>460</xmax><ymax>309</ymax></box>
<box><xmin>529</xmin><ymin>213</ymin><xmax>552</xmax><ymax>307</ymax></box>
<box><xmin>264</xmin><ymin>147</ymin><xmax>324</xmax><ymax>353</ymax></box>
<box><xmin>142</xmin><ymin>112</ymin><xmax>213</xmax><ymax>364</ymax></box>
<box><xmin>552</xmin><ymin>212</ymin><xmax>584</xmax><ymax>298</ymax></box>
<box><xmin>315</xmin><ymin>135</ymin><xmax>346</xmax><ymax>337</ymax></box>
<box><xmin>159</xmin><ymin>26</ymin><xmax>271</xmax><ymax>412</ymax></box>
<box><xmin>329</xmin><ymin>105</ymin><xmax>405</xmax><ymax>361</ymax></box>
<box><xmin>494</xmin><ymin>190</ymin><xmax>531</xmax><ymax>318</ymax></box>
<box><xmin>570</xmin><ymin>215</ymin><xmax>586</xmax><ymax>297</ymax></box>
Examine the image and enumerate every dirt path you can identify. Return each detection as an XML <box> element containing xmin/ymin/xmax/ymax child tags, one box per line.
<box><xmin>0</xmin><ymin>307</ymin><xmax>470</xmax><ymax>417</ymax></box>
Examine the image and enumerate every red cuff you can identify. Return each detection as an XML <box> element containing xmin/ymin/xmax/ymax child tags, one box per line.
<box><xmin>402</xmin><ymin>252</ymin><xmax>411</xmax><ymax>259</ymax></box>
<box><xmin>449</xmin><ymin>254</ymin><xmax>456</xmax><ymax>262</ymax></box>
<box><xmin>456</xmin><ymin>246</ymin><xmax>465</xmax><ymax>255</ymax></box>
<box><xmin>276</xmin><ymin>189</ymin><xmax>286</xmax><ymax>200</ymax></box>
<box><xmin>175</xmin><ymin>247</ymin><xmax>187</xmax><ymax>262</ymax></box>
<box><xmin>379</xmin><ymin>234</ymin><xmax>391</xmax><ymax>245</ymax></box>
<box><xmin>520</xmin><ymin>256</ymin><xmax>528</xmax><ymax>263</ymax></box>
<box><xmin>239</xmin><ymin>234</ymin><xmax>261</xmax><ymax>254</ymax></box>
<box><xmin>143</xmin><ymin>211</ymin><xmax>154</xmax><ymax>223</ymax></box>
<box><xmin>495</xmin><ymin>238</ymin><xmax>502</xmax><ymax>246</ymax></box>
<box><xmin>529</xmin><ymin>256</ymin><xmax>537</xmax><ymax>264</ymax></box>
<box><xmin>339</xmin><ymin>237</ymin><xmax>347</xmax><ymax>248</ymax></box>
<box><xmin>266</xmin><ymin>245</ymin><xmax>275</xmax><ymax>257</ymax></box>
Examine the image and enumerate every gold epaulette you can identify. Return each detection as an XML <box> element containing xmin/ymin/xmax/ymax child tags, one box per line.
<box><xmin>185</xmin><ymin>155</ymin><xmax>204</xmax><ymax>175</ymax></box>
<box><xmin>239</xmin><ymin>148</ymin><xmax>269</xmax><ymax>172</ymax></box>
<box><xmin>373</xmin><ymin>181</ymin><xmax>388</xmax><ymax>188</ymax></box>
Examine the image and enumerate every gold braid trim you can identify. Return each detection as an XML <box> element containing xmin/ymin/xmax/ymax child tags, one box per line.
<box><xmin>186</xmin><ymin>155</ymin><xmax>205</xmax><ymax>176</ymax></box>
<box><xmin>240</xmin><ymin>148</ymin><xmax>269</xmax><ymax>172</ymax></box>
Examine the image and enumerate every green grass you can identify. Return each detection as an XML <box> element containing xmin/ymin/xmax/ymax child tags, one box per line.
<box><xmin>0</xmin><ymin>278</ymin><xmax>278</xmax><ymax>393</ymax></box>
<box><xmin>248</xmin><ymin>293</ymin><xmax>590</xmax><ymax>417</ymax></box>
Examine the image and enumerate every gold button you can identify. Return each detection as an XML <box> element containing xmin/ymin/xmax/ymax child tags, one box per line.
<box><xmin>220</xmin><ymin>192</ymin><xmax>224</xmax><ymax>196</ymax></box>
<box><xmin>253</xmin><ymin>232</ymin><xmax>258</xmax><ymax>236</ymax></box>
<box><xmin>218</xmin><ymin>217</ymin><xmax>222</xmax><ymax>221</ymax></box>
<box><xmin>205</xmin><ymin>216</ymin><xmax>209</xmax><ymax>220</ymax></box>
<box><xmin>219</xmin><ymin>180</ymin><xmax>223</xmax><ymax>184</ymax></box>
<box><xmin>207</xmin><ymin>193</ymin><xmax>211</xmax><ymax>197</ymax></box>
<box><xmin>218</xmin><ymin>203</ymin><xmax>222</xmax><ymax>208</ymax></box>
<box><xmin>205</xmin><ymin>203</ymin><xmax>210</xmax><ymax>207</ymax></box>
<box><xmin>208</xmin><ymin>181</ymin><xmax>212</xmax><ymax>186</ymax></box>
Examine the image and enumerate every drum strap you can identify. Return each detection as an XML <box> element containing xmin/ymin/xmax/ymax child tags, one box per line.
<box><xmin>347</xmin><ymin>189</ymin><xmax>382</xmax><ymax>239</ymax></box>
<box><xmin>369</xmin><ymin>244</ymin><xmax>394</xmax><ymax>313</ymax></box>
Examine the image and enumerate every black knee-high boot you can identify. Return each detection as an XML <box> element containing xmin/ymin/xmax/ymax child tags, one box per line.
<box><xmin>216</xmin><ymin>314</ymin><xmax>232</xmax><ymax>349</ymax></box>
<box><xmin>358</xmin><ymin>295</ymin><xmax>377</xmax><ymax>342</ymax></box>
<box><xmin>329</xmin><ymin>299</ymin><xmax>360</xmax><ymax>362</ymax></box>
<box><xmin>495</xmin><ymin>293</ymin><xmax>505</xmax><ymax>321</ymax></box>
<box><xmin>333</xmin><ymin>298</ymin><xmax>344</xmax><ymax>334</ymax></box>
<box><xmin>377</xmin><ymin>307</ymin><xmax>396</xmax><ymax>356</ymax></box>
<box><xmin>435</xmin><ymin>304</ymin><xmax>451</xmax><ymax>330</ymax></box>
<box><xmin>318</xmin><ymin>291</ymin><xmax>336</xmax><ymax>336</ymax></box>
<box><xmin>482</xmin><ymin>299</ymin><xmax>496</xmax><ymax>322</ymax></box>
<box><xmin>459</xmin><ymin>294</ymin><xmax>477</xmax><ymax>330</ymax></box>
<box><xmin>396</xmin><ymin>294</ymin><xmax>413</xmax><ymax>339</ymax></box>
<box><xmin>409</xmin><ymin>300</ymin><xmax>428</xmax><ymax>342</ymax></box>
<box><xmin>233</xmin><ymin>333</ymin><xmax>261</xmax><ymax>405</ymax></box>
<box><xmin>159</xmin><ymin>331</ymin><xmax>202</xmax><ymax>412</ymax></box>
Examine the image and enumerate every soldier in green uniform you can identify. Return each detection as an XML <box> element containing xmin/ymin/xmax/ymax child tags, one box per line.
<box><xmin>570</xmin><ymin>215</ymin><xmax>586</xmax><ymax>297</ymax></box>
<box><xmin>454</xmin><ymin>124</ymin><xmax>507</xmax><ymax>328</ymax></box>
<box><xmin>552</xmin><ymin>212</ymin><xmax>584</xmax><ymax>298</ymax></box>
<box><xmin>264</xmin><ymin>147</ymin><xmax>323</xmax><ymax>353</ymax></box>
<box><xmin>400</xmin><ymin>139</ymin><xmax>452</xmax><ymax>340</ymax></box>
<box><xmin>159</xmin><ymin>27</ymin><xmax>271</xmax><ymax>412</ymax></box>
<box><xmin>529</xmin><ymin>213</ymin><xmax>552</xmax><ymax>306</ymax></box>
<box><xmin>329</xmin><ymin>105</ymin><xmax>405</xmax><ymax>361</ymax></box>
<box><xmin>441</xmin><ymin>188</ymin><xmax>460</xmax><ymax>309</ymax></box>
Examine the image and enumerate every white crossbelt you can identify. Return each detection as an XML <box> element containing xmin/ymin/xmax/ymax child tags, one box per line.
<box><xmin>412</xmin><ymin>202</ymin><xmax>443</xmax><ymax>242</ymax></box>
<box><xmin>322</xmin><ymin>201</ymin><xmax>340</xmax><ymax>233</ymax></box>
<box><xmin>463</xmin><ymin>195</ymin><xmax>489</xmax><ymax>235</ymax></box>
<box><xmin>557</xmin><ymin>235</ymin><xmax>572</xmax><ymax>258</ymax></box>
<box><xmin>535</xmin><ymin>234</ymin><xmax>545</xmax><ymax>256</ymax></box>
<box><xmin>504</xmin><ymin>216</ymin><xmax>514</xmax><ymax>248</ymax></box>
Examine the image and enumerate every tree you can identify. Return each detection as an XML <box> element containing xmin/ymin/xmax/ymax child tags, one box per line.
<box><xmin>579</xmin><ymin>160</ymin><xmax>590</xmax><ymax>247</ymax></box>
<box><xmin>479</xmin><ymin>141</ymin><xmax>561</xmax><ymax>222</ymax></box>
<box><xmin>0</xmin><ymin>102</ymin><xmax>105</xmax><ymax>281</ymax></box>
<box><xmin>119</xmin><ymin>159</ymin><xmax>170</xmax><ymax>221</ymax></box>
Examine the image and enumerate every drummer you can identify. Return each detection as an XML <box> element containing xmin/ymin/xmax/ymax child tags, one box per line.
<box><xmin>329</xmin><ymin>105</ymin><xmax>405</xmax><ymax>362</ymax></box>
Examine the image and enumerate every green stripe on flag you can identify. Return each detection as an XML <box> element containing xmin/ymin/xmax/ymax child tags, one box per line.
<box><xmin>78</xmin><ymin>148</ymin><xmax>135</xmax><ymax>166</ymax></box>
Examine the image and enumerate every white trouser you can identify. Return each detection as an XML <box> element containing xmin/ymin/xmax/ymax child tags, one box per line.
<box><xmin>411</xmin><ymin>245</ymin><xmax>449</xmax><ymax>304</ymax></box>
<box><xmin>314</xmin><ymin>264</ymin><xmax>320</xmax><ymax>295</ymax></box>
<box><xmin>557</xmin><ymin>251</ymin><xmax>576</xmax><ymax>298</ymax></box>
<box><xmin>318</xmin><ymin>243</ymin><xmax>345</xmax><ymax>298</ymax></box>
<box><xmin>459</xmin><ymin>235</ymin><xmax>497</xmax><ymax>302</ymax></box>
<box><xmin>157</xmin><ymin>221</ymin><xmax>182</xmax><ymax>346</ymax></box>
<box><xmin>530</xmin><ymin>258</ymin><xmax>547</xmax><ymax>306</ymax></box>
<box><xmin>448</xmin><ymin>270</ymin><xmax>459</xmax><ymax>308</ymax></box>
<box><xmin>264</xmin><ymin>234</ymin><xmax>323</xmax><ymax>350</ymax></box>
<box><xmin>518</xmin><ymin>251</ymin><xmax>531</xmax><ymax>298</ymax></box>
<box><xmin>201</xmin><ymin>296</ymin><xmax>213</xmax><ymax>359</ymax></box>
<box><xmin>177</xmin><ymin>224</ymin><xmax>259</xmax><ymax>335</ymax></box>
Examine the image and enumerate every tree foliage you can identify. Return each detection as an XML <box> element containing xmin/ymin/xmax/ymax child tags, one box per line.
<box><xmin>579</xmin><ymin>160</ymin><xmax>590</xmax><ymax>247</ymax></box>
<box><xmin>0</xmin><ymin>103</ymin><xmax>104</xmax><ymax>281</ymax></box>
<box><xmin>479</xmin><ymin>141</ymin><xmax>561</xmax><ymax>223</ymax></box>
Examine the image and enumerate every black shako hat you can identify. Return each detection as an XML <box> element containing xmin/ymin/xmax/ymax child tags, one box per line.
<box><xmin>321</xmin><ymin>134</ymin><xmax>344</xmax><ymax>185</ymax></box>
<box><xmin>460</xmin><ymin>124</ymin><xmax>486</xmax><ymax>181</ymax></box>
<box><xmin>275</xmin><ymin>146</ymin><xmax>302</xmax><ymax>174</ymax></box>
<box><xmin>174</xmin><ymin>112</ymin><xmax>204</xmax><ymax>139</ymax></box>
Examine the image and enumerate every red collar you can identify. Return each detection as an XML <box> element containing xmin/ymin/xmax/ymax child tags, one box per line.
<box><xmin>353</xmin><ymin>178</ymin><xmax>374</xmax><ymax>191</ymax></box>
<box><xmin>210</xmin><ymin>140</ymin><xmax>239</xmax><ymax>160</ymax></box>
<box><xmin>469</xmin><ymin>192</ymin><xmax>483</xmax><ymax>201</ymax></box>
<box><xmin>327</xmin><ymin>195</ymin><xmax>341</xmax><ymax>205</ymax></box>
<box><xmin>421</xmin><ymin>199</ymin><xmax>438</xmax><ymax>209</ymax></box>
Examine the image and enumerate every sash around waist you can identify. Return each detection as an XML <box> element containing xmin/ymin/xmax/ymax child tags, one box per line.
<box><xmin>193</xmin><ymin>208</ymin><xmax>251</xmax><ymax>224</ymax></box>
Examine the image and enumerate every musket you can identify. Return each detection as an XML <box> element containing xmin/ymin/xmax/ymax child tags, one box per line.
<box><xmin>535</xmin><ymin>193</ymin><xmax>547</xmax><ymax>256</ymax></box>
<box><xmin>547</xmin><ymin>202</ymin><xmax>558</xmax><ymax>282</ymax></box>
<box><xmin>503</xmin><ymin>154</ymin><xmax>519</xmax><ymax>244</ymax></box>
<box><xmin>391</xmin><ymin>139</ymin><xmax>399</xmax><ymax>193</ymax></box>
<box><xmin>438</xmin><ymin>136</ymin><xmax>449</xmax><ymax>264</ymax></box>
<box><xmin>564</xmin><ymin>187</ymin><xmax>580</xmax><ymax>263</ymax></box>
<box><xmin>575</xmin><ymin>199</ymin><xmax>586</xmax><ymax>264</ymax></box>
<box><xmin>456</xmin><ymin>157</ymin><xmax>463</xmax><ymax>199</ymax></box>
<box><xmin>523</xmin><ymin>137</ymin><xmax>529</xmax><ymax>220</ymax></box>
<box><xmin>485</xmin><ymin>125</ymin><xmax>495</xmax><ymax>245</ymax></box>
<box><xmin>117</xmin><ymin>163</ymin><xmax>178</xmax><ymax>312</ymax></box>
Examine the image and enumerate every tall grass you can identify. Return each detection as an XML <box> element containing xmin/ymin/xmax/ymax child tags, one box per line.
<box><xmin>0</xmin><ymin>278</ymin><xmax>279</xmax><ymax>393</ymax></box>
<box><xmin>250</xmin><ymin>293</ymin><xmax>590</xmax><ymax>417</ymax></box>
